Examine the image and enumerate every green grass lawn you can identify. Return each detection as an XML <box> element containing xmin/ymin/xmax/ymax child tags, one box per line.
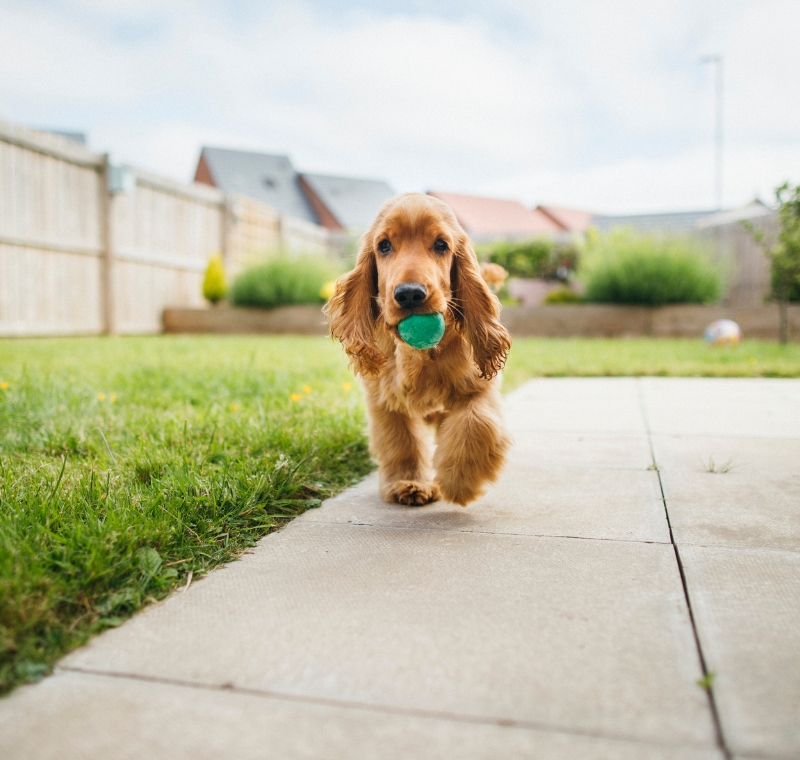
<box><xmin>1</xmin><ymin>334</ymin><xmax>798</xmax><ymax>695</ymax></box>
<box><xmin>503</xmin><ymin>337</ymin><xmax>800</xmax><ymax>388</ymax></box>
<box><xmin>0</xmin><ymin>336</ymin><xmax>371</xmax><ymax>694</ymax></box>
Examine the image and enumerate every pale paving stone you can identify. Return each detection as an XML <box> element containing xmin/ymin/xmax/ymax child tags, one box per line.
<box><xmin>509</xmin><ymin>431</ymin><xmax>654</xmax><ymax>471</ymax></box>
<box><xmin>504</xmin><ymin>377</ymin><xmax>647</xmax><ymax>434</ymax></box>
<box><xmin>679</xmin><ymin>545</ymin><xmax>800</xmax><ymax>759</ymax></box>
<box><xmin>61</xmin><ymin>522</ymin><xmax>716</xmax><ymax>748</ymax></box>
<box><xmin>651</xmin><ymin>435</ymin><xmax>800</xmax><ymax>476</ymax></box>
<box><xmin>660</xmin><ymin>470</ymin><xmax>800</xmax><ymax>551</ymax></box>
<box><xmin>641</xmin><ymin>378</ymin><xmax>800</xmax><ymax>438</ymax></box>
<box><xmin>299</xmin><ymin>467</ymin><xmax>670</xmax><ymax>543</ymax></box>
<box><xmin>0</xmin><ymin>671</ymin><xmax>723</xmax><ymax>760</ymax></box>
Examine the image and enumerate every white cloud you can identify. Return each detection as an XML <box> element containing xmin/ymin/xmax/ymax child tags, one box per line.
<box><xmin>0</xmin><ymin>0</ymin><xmax>797</xmax><ymax>213</ymax></box>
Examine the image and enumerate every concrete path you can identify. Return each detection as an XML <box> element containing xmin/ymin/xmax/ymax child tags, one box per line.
<box><xmin>1</xmin><ymin>378</ymin><xmax>799</xmax><ymax>760</ymax></box>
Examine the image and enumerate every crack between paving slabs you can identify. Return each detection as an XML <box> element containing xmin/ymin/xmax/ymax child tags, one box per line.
<box><xmin>636</xmin><ymin>378</ymin><xmax>732</xmax><ymax>760</ymax></box>
<box><xmin>56</xmin><ymin>666</ymin><xmax>718</xmax><ymax>754</ymax></box>
<box><xmin>301</xmin><ymin>519</ymin><xmax>671</xmax><ymax>545</ymax></box>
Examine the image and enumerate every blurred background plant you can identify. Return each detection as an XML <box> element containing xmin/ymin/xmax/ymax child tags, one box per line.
<box><xmin>477</xmin><ymin>238</ymin><xmax>580</xmax><ymax>281</ymax></box>
<box><xmin>230</xmin><ymin>256</ymin><xmax>343</xmax><ymax>309</ymax></box>
<box><xmin>202</xmin><ymin>254</ymin><xmax>228</xmax><ymax>305</ymax></box>
<box><xmin>744</xmin><ymin>183</ymin><xmax>800</xmax><ymax>343</ymax></box>
<box><xmin>579</xmin><ymin>228</ymin><xmax>721</xmax><ymax>306</ymax></box>
<box><xmin>543</xmin><ymin>287</ymin><xmax>582</xmax><ymax>304</ymax></box>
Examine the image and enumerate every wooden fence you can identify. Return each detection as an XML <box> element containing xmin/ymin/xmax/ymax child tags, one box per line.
<box><xmin>0</xmin><ymin>118</ymin><xmax>343</xmax><ymax>336</ymax></box>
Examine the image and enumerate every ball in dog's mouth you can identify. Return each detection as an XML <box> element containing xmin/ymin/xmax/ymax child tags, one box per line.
<box><xmin>397</xmin><ymin>313</ymin><xmax>445</xmax><ymax>350</ymax></box>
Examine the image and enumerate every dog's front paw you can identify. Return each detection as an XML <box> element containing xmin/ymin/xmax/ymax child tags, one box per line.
<box><xmin>384</xmin><ymin>480</ymin><xmax>440</xmax><ymax>506</ymax></box>
<box><xmin>436</xmin><ymin>478</ymin><xmax>485</xmax><ymax>507</ymax></box>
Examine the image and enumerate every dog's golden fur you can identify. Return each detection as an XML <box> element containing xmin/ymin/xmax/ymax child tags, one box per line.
<box><xmin>327</xmin><ymin>193</ymin><xmax>512</xmax><ymax>507</ymax></box>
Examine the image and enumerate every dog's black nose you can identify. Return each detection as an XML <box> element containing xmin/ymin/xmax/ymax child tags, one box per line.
<box><xmin>393</xmin><ymin>282</ymin><xmax>427</xmax><ymax>308</ymax></box>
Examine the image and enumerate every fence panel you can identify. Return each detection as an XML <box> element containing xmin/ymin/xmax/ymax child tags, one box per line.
<box><xmin>0</xmin><ymin>118</ymin><xmax>343</xmax><ymax>336</ymax></box>
<box><xmin>0</xmin><ymin>122</ymin><xmax>104</xmax><ymax>336</ymax></box>
<box><xmin>226</xmin><ymin>195</ymin><xmax>281</xmax><ymax>275</ymax></box>
<box><xmin>281</xmin><ymin>214</ymin><xmax>334</xmax><ymax>257</ymax></box>
<box><xmin>111</xmin><ymin>169</ymin><xmax>223</xmax><ymax>333</ymax></box>
<box><xmin>698</xmin><ymin>214</ymin><xmax>776</xmax><ymax>308</ymax></box>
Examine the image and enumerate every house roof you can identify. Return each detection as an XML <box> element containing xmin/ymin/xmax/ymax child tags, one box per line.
<box><xmin>427</xmin><ymin>191</ymin><xmax>562</xmax><ymax>239</ymax></box>
<box><xmin>197</xmin><ymin>147</ymin><xmax>318</xmax><ymax>224</ymax></box>
<box><xmin>300</xmin><ymin>173</ymin><xmax>396</xmax><ymax>232</ymax></box>
<box><xmin>695</xmin><ymin>200</ymin><xmax>774</xmax><ymax>229</ymax></box>
<box><xmin>537</xmin><ymin>206</ymin><xmax>594</xmax><ymax>233</ymax></box>
<box><xmin>590</xmin><ymin>209</ymin><xmax>721</xmax><ymax>234</ymax></box>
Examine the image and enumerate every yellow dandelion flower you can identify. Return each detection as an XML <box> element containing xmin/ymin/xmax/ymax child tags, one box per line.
<box><xmin>319</xmin><ymin>281</ymin><xmax>336</xmax><ymax>300</ymax></box>
<box><xmin>302</xmin><ymin>385</ymin><xmax>312</xmax><ymax>394</ymax></box>
<box><xmin>290</xmin><ymin>393</ymin><xmax>303</xmax><ymax>402</ymax></box>
<box><xmin>97</xmin><ymin>393</ymin><xmax>107</xmax><ymax>401</ymax></box>
<box><xmin>229</xmin><ymin>404</ymin><xmax>240</xmax><ymax>411</ymax></box>
<box><xmin>110</xmin><ymin>393</ymin><xmax>118</xmax><ymax>403</ymax></box>
<box><xmin>342</xmin><ymin>382</ymin><xmax>353</xmax><ymax>391</ymax></box>
<box><xmin>0</xmin><ymin>381</ymin><xmax>9</xmax><ymax>390</ymax></box>
<box><xmin>749</xmin><ymin>358</ymin><xmax>757</xmax><ymax>365</ymax></box>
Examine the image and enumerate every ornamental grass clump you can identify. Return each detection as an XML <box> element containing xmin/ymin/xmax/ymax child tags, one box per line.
<box><xmin>230</xmin><ymin>256</ymin><xmax>342</xmax><ymax>309</ymax></box>
<box><xmin>581</xmin><ymin>229</ymin><xmax>721</xmax><ymax>306</ymax></box>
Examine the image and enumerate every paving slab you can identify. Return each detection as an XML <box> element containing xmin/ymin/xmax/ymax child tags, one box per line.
<box><xmin>60</xmin><ymin>522</ymin><xmax>714</xmax><ymax>748</ymax></box>
<box><xmin>641</xmin><ymin>378</ymin><xmax>800</xmax><ymax>438</ymax></box>
<box><xmin>0</xmin><ymin>671</ymin><xmax>723</xmax><ymax>760</ymax></box>
<box><xmin>299</xmin><ymin>467</ymin><xmax>670</xmax><ymax>543</ymax></box>
<box><xmin>679</xmin><ymin>545</ymin><xmax>800</xmax><ymax>759</ymax></box>
<box><xmin>509</xmin><ymin>431</ymin><xmax>654</xmax><ymax>470</ymax></box>
<box><xmin>651</xmin><ymin>435</ymin><xmax>800</xmax><ymax>476</ymax></box>
<box><xmin>504</xmin><ymin>378</ymin><xmax>647</xmax><ymax>434</ymax></box>
<box><xmin>659</xmin><ymin>469</ymin><xmax>800</xmax><ymax>551</ymax></box>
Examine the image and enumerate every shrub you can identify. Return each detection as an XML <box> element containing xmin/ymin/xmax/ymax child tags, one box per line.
<box><xmin>543</xmin><ymin>287</ymin><xmax>582</xmax><ymax>304</ymax></box>
<box><xmin>478</xmin><ymin>238</ymin><xmax>579</xmax><ymax>280</ymax></box>
<box><xmin>581</xmin><ymin>229</ymin><xmax>721</xmax><ymax>306</ymax></box>
<box><xmin>230</xmin><ymin>257</ymin><xmax>342</xmax><ymax>309</ymax></box>
<box><xmin>202</xmin><ymin>255</ymin><xmax>227</xmax><ymax>304</ymax></box>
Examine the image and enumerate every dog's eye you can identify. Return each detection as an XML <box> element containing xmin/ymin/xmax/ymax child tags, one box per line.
<box><xmin>433</xmin><ymin>238</ymin><xmax>448</xmax><ymax>253</ymax></box>
<box><xmin>378</xmin><ymin>239</ymin><xmax>392</xmax><ymax>255</ymax></box>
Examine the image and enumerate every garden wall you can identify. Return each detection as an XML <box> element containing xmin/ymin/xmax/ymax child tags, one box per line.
<box><xmin>0</xmin><ymin>118</ymin><xmax>343</xmax><ymax>337</ymax></box>
<box><xmin>163</xmin><ymin>304</ymin><xmax>799</xmax><ymax>341</ymax></box>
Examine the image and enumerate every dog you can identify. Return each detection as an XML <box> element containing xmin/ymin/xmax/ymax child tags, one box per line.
<box><xmin>327</xmin><ymin>193</ymin><xmax>512</xmax><ymax>507</ymax></box>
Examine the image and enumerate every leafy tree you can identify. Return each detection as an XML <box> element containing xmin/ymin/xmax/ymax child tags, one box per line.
<box><xmin>745</xmin><ymin>184</ymin><xmax>800</xmax><ymax>344</ymax></box>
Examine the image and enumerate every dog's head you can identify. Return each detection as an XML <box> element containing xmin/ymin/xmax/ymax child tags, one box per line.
<box><xmin>327</xmin><ymin>193</ymin><xmax>510</xmax><ymax>379</ymax></box>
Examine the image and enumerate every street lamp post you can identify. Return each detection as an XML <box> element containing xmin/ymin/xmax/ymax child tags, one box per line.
<box><xmin>699</xmin><ymin>54</ymin><xmax>724</xmax><ymax>210</ymax></box>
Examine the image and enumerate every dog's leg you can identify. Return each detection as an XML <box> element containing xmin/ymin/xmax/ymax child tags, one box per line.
<box><xmin>368</xmin><ymin>400</ymin><xmax>439</xmax><ymax>506</ymax></box>
<box><xmin>433</xmin><ymin>388</ymin><xmax>511</xmax><ymax>506</ymax></box>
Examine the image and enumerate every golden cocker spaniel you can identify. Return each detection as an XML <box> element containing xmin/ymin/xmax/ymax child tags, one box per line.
<box><xmin>327</xmin><ymin>193</ymin><xmax>512</xmax><ymax>506</ymax></box>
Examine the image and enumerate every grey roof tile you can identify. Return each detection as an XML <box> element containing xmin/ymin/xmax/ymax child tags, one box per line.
<box><xmin>301</xmin><ymin>173</ymin><xmax>395</xmax><ymax>232</ymax></box>
<box><xmin>200</xmin><ymin>147</ymin><xmax>318</xmax><ymax>224</ymax></box>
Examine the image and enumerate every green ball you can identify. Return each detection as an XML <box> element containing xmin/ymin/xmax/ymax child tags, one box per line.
<box><xmin>397</xmin><ymin>313</ymin><xmax>445</xmax><ymax>350</ymax></box>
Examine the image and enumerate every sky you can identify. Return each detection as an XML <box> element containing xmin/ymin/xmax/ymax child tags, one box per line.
<box><xmin>1</xmin><ymin>0</ymin><xmax>798</xmax><ymax>214</ymax></box>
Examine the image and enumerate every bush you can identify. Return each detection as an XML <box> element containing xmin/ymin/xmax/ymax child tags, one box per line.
<box><xmin>581</xmin><ymin>229</ymin><xmax>721</xmax><ymax>306</ymax></box>
<box><xmin>202</xmin><ymin>255</ymin><xmax>227</xmax><ymax>304</ymax></box>
<box><xmin>230</xmin><ymin>257</ymin><xmax>342</xmax><ymax>309</ymax></box>
<box><xmin>477</xmin><ymin>238</ymin><xmax>579</xmax><ymax>280</ymax></box>
<box><xmin>543</xmin><ymin>287</ymin><xmax>582</xmax><ymax>304</ymax></box>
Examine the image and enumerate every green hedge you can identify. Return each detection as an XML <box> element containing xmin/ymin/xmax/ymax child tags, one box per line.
<box><xmin>581</xmin><ymin>230</ymin><xmax>721</xmax><ymax>306</ymax></box>
<box><xmin>230</xmin><ymin>257</ymin><xmax>341</xmax><ymax>309</ymax></box>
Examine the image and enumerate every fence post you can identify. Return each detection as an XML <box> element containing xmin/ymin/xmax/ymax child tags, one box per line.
<box><xmin>99</xmin><ymin>155</ymin><xmax>116</xmax><ymax>335</ymax></box>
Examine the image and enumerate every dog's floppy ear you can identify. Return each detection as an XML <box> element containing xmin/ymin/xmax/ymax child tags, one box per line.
<box><xmin>450</xmin><ymin>236</ymin><xmax>511</xmax><ymax>379</ymax></box>
<box><xmin>325</xmin><ymin>241</ymin><xmax>386</xmax><ymax>376</ymax></box>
